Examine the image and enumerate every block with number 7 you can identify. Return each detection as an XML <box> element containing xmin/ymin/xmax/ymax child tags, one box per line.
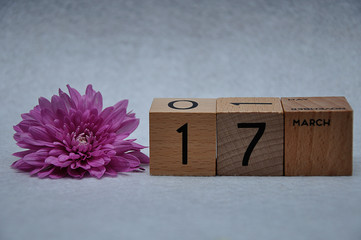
<box><xmin>149</xmin><ymin>98</ymin><xmax>217</xmax><ymax>176</ymax></box>
<box><xmin>217</xmin><ymin>98</ymin><xmax>284</xmax><ymax>176</ymax></box>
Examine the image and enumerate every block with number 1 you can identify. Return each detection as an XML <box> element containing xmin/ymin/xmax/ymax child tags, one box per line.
<box><xmin>149</xmin><ymin>98</ymin><xmax>217</xmax><ymax>176</ymax></box>
<box><xmin>217</xmin><ymin>98</ymin><xmax>284</xmax><ymax>176</ymax></box>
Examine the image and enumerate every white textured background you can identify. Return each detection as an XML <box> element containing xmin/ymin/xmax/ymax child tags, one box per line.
<box><xmin>1</xmin><ymin>1</ymin><xmax>361</xmax><ymax>240</ymax></box>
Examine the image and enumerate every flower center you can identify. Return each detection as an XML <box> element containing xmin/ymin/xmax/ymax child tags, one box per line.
<box><xmin>76</xmin><ymin>133</ymin><xmax>88</xmax><ymax>145</ymax></box>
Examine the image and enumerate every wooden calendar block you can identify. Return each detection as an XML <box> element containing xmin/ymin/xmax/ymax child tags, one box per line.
<box><xmin>281</xmin><ymin>97</ymin><xmax>353</xmax><ymax>176</ymax></box>
<box><xmin>217</xmin><ymin>98</ymin><xmax>284</xmax><ymax>176</ymax></box>
<box><xmin>149</xmin><ymin>98</ymin><xmax>216</xmax><ymax>176</ymax></box>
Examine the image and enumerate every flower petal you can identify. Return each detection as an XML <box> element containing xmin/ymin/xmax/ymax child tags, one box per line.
<box><xmin>87</xmin><ymin>157</ymin><xmax>105</xmax><ymax>167</ymax></box>
<box><xmin>13</xmin><ymin>150</ymin><xmax>33</xmax><ymax>158</ymax></box>
<box><xmin>49</xmin><ymin>148</ymin><xmax>66</xmax><ymax>156</ymax></box>
<box><xmin>37</xmin><ymin>166</ymin><xmax>55</xmax><ymax>178</ymax></box>
<box><xmin>67</xmin><ymin>84</ymin><xmax>82</xmax><ymax>108</ymax></box>
<box><xmin>108</xmin><ymin>156</ymin><xmax>130</xmax><ymax>172</ymax></box>
<box><xmin>49</xmin><ymin>168</ymin><xmax>67</xmax><ymax>179</ymax></box>
<box><xmin>89</xmin><ymin>166</ymin><xmax>106</xmax><ymax>179</ymax></box>
<box><xmin>40</xmin><ymin>109</ymin><xmax>56</xmax><ymax>125</ymax></box>
<box><xmin>38</xmin><ymin>97</ymin><xmax>52</xmax><ymax>111</ymax></box>
<box><xmin>103</xmin><ymin>108</ymin><xmax>126</xmax><ymax>126</ymax></box>
<box><xmin>59</xmin><ymin>88</ymin><xmax>76</xmax><ymax>111</ymax></box>
<box><xmin>29</xmin><ymin>126</ymin><xmax>53</xmax><ymax>142</ymax></box>
<box><xmin>115</xmin><ymin>118</ymin><xmax>139</xmax><ymax>135</ymax></box>
<box><xmin>51</xmin><ymin>95</ymin><xmax>68</xmax><ymax>115</ymax></box>
<box><xmin>76</xmin><ymin>161</ymin><xmax>91</xmax><ymax>170</ymax></box>
<box><xmin>85</xmin><ymin>84</ymin><xmax>96</xmax><ymax>98</ymax></box>
<box><xmin>19</xmin><ymin>133</ymin><xmax>54</xmax><ymax>148</ymax></box>
<box><xmin>104</xmin><ymin>167</ymin><xmax>118</xmax><ymax>177</ymax></box>
<box><xmin>99</xmin><ymin>106</ymin><xmax>113</xmax><ymax>121</ymax></box>
<box><xmin>67</xmin><ymin>167</ymin><xmax>86</xmax><ymax>178</ymax></box>
<box><xmin>93</xmin><ymin>92</ymin><xmax>103</xmax><ymax>112</ymax></box>
<box><xmin>11</xmin><ymin>160</ymin><xmax>35</xmax><ymax>171</ymax></box>
<box><xmin>23</xmin><ymin>149</ymin><xmax>48</xmax><ymax>166</ymax></box>
<box><xmin>114</xmin><ymin>99</ymin><xmax>128</xmax><ymax>110</ymax></box>
<box><xmin>58</xmin><ymin>154</ymin><xmax>69</xmax><ymax>162</ymax></box>
<box><xmin>118</xmin><ymin>154</ymin><xmax>140</xmax><ymax>168</ymax></box>
<box><xmin>128</xmin><ymin>151</ymin><xmax>150</xmax><ymax>164</ymax></box>
<box><xmin>114</xmin><ymin>140</ymin><xmax>145</xmax><ymax>153</ymax></box>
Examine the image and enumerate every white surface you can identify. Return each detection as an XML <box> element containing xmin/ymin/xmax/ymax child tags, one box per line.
<box><xmin>1</xmin><ymin>0</ymin><xmax>361</xmax><ymax>239</ymax></box>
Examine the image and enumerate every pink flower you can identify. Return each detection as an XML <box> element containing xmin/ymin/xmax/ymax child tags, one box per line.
<box><xmin>11</xmin><ymin>85</ymin><xmax>149</xmax><ymax>179</ymax></box>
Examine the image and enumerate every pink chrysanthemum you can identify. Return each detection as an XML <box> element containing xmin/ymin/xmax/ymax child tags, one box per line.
<box><xmin>11</xmin><ymin>85</ymin><xmax>149</xmax><ymax>179</ymax></box>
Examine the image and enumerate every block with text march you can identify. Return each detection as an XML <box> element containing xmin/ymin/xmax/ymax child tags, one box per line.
<box><xmin>149</xmin><ymin>98</ymin><xmax>217</xmax><ymax>176</ymax></box>
<box><xmin>281</xmin><ymin>97</ymin><xmax>353</xmax><ymax>176</ymax></box>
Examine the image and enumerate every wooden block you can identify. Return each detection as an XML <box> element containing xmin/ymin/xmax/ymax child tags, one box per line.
<box><xmin>217</xmin><ymin>98</ymin><xmax>284</xmax><ymax>176</ymax></box>
<box><xmin>149</xmin><ymin>98</ymin><xmax>217</xmax><ymax>176</ymax></box>
<box><xmin>281</xmin><ymin>97</ymin><xmax>353</xmax><ymax>176</ymax></box>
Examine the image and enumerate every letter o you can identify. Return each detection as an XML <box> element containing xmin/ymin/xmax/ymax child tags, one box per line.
<box><xmin>168</xmin><ymin>100</ymin><xmax>198</xmax><ymax>110</ymax></box>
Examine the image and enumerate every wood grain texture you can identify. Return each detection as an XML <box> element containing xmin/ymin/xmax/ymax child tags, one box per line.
<box><xmin>217</xmin><ymin>98</ymin><xmax>284</xmax><ymax>176</ymax></box>
<box><xmin>282</xmin><ymin>97</ymin><xmax>353</xmax><ymax>176</ymax></box>
<box><xmin>149</xmin><ymin>98</ymin><xmax>216</xmax><ymax>176</ymax></box>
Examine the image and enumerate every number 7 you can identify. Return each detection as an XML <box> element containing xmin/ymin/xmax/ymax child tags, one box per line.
<box><xmin>237</xmin><ymin>123</ymin><xmax>266</xmax><ymax>166</ymax></box>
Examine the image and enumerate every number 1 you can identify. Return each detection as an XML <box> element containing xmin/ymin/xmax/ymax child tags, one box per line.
<box><xmin>177</xmin><ymin>123</ymin><xmax>188</xmax><ymax>165</ymax></box>
<box><xmin>238</xmin><ymin>123</ymin><xmax>266</xmax><ymax>166</ymax></box>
